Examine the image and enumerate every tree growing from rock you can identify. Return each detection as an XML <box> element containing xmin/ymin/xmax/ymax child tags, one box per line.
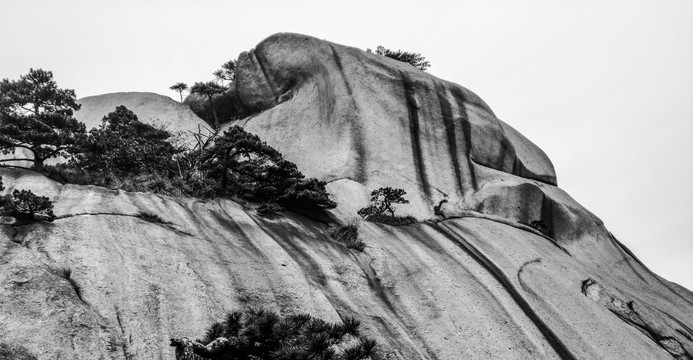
<box><xmin>169</xmin><ymin>82</ymin><xmax>188</xmax><ymax>102</ymax></box>
<box><xmin>0</xmin><ymin>68</ymin><xmax>86</xmax><ymax>170</ymax></box>
<box><xmin>190</xmin><ymin>81</ymin><xmax>226</xmax><ymax>129</ymax></box>
<box><xmin>367</xmin><ymin>46</ymin><xmax>431</xmax><ymax>71</ymax></box>
<box><xmin>170</xmin><ymin>308</ymin><xmax>376</xmax><ymax>360</ymax></box>
<box><xmin>213</xmin><ymin>59</ymin><xmax>237</xmax><ymax>87</ymax></box>
<box><xmin>199</xmin><ymin>126</ymin><xmax>336</xmax><ymax>213</ymax></box>
<box><xmin>358</xmin><ymin>187</ymin><xmax>410</xmax><ymax>218</ymax></box>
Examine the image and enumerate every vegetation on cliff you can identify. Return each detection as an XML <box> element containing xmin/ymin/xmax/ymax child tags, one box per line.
<box><xmin>0</xmin><ymin>175</ymin><xmax>54</xmax><ymax>223</ymax></box>
<box><xmin>366</xmin><ymin>46</ymin><xmax>430</xmax><ymax>71</ymax></box>
<box><xmin>0</xmin><ymin>68</ymin><xmax>86</xmax><ymax>170</ymax></box>
<box><xmin>170</xmin><ymin>308</ymin><xmax>376</xmax><ymax>360</ymax></box>
<box><xmin>358</xmin><ymin>187</ymin><xmax>415</xmax><ymax>226</ymax></box>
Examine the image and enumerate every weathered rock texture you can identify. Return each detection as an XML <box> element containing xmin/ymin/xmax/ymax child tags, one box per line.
<box><xmin>1</xmin><ymin>33</ymin><xmax>692</xmax><ymax>360</ymax></box>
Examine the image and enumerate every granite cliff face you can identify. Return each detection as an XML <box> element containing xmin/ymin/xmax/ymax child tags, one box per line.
<box><xmin>1</xmin><ymin>33</ymin><xmax>692</xmax><ymax>360</ymax></box>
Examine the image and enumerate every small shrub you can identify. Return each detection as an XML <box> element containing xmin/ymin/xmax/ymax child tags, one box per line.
<box><xmin>256</xmin><ymin>202</ymin><xmax>285</xmax><ymax>215</ymax></box>
<box><xmin>365</xmin><ymin>214</ymin><xmax>417</xmax><ymax>226</ymax></box>
<box><xmin>0</xmin><ymin>189</ymin><xmax>55</xmax><ymax>223</ymax></box>
<box><xmin>137</xmin><ymin>212</ymin><xmax>167</xmax><ymax>224</ymax></box>
<box><xmin>367</xmin><ymin>46</ymin><xmax>430</xmax><ymax>71</ymax></box>
<box><xmin>330</xmin><ymin>223</ymin><xmax>365</xmax><ymax>252</ymax></box>
<box><xmin>170</xmin><ymin>308</ymin><xmax>376</xmax><ymax>359</ymax></box>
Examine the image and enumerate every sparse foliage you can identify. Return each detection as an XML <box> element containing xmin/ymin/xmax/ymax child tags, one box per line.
<box><xmin>367</xmin><ymin>46</ymin><xmax>430</xmax><ymax>71</ymax></box>
<box><xmin>330</xmin><ymin>223</ymin><xmax>365</xmax><ymax>251</ymax></box>
<box><xmin>169</xmin><ymin>82</ymin><xmax>188</xmax><ymax>102</ymax></box>
<box><xmin>190</xmin><ymin>81</ymin><xmax>226</xmax><ymax>129</ymax></box>
<box><xmin>213</xmin><ymin>59</ymin><xmax>237</xmax><ymax>86</ymax></box>
<box><xmin>0</xmin><ymin>68</ymin><xmax>86</xmax><ymax>170</ymax></box>
<box><xmin>170</xmin><ymin>308</ymin><xmax>376</xmax><ymax>360</ymax></box>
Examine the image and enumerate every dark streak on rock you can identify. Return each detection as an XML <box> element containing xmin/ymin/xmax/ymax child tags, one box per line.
<box><xmin>250</xmin><ymin>216</ymin><xmax>330</xmax><ymax>288</ymax></box>
<box><xmin>114</xmin><ymin>307</ymin><xmax>133</xmax><ymax>360</ymax></box>
<box><xmin>207</xmin><ymin>210</ymin><xmax>270</xmax><ymax>305</ymax></box>
<box><xmin>54</xmin><ymin>212</ymin><xmax>195</xmax><ymax>237</ymax></box>
<box><xmin>435</xmin><ymin>83</ymin><xmax>464</xmax><ymax>196</ymax></box>
<box><xmin>449</xmin><ymin>86</ymin><xmax>477</xmax><ymax>190</ymax></box>
<box><xmin>329</xmin><ymin>44</ymin><xmax>367</xmax><ymax>182</ymax></box>
<box><xmin>251</xmin><ymin>49</ymin><xmax>279</xmax><ymax>99</ymax></box>
<box><xmin>351</xmin><ymin>255</ymin><xmax>440</xmax><ymax>360</ymax></box>
<box><xmin>400</xmin><ymin>71</ymin><xmax>431</xmax><ymax>199</ymax></box>
<box><xmin>432</xmin><ymin>223</ymin><xmax>577</xmax><ymax>360</ymax></box>
<box><xmin>541</xmin><ymin>195</ymin><xmax>556</xmax><ymax>239</ymax></box>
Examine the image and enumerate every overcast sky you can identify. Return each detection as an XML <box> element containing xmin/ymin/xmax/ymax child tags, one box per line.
<box><xmin>1</xmin><ymin>0</ymin><xmax>691</xmax><ymax>289</ymax></box>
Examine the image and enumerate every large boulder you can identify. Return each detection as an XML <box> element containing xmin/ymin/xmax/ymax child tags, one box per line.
<box><xmin>225</xmin><ymin>33</ymin><xmax>601</xmax><ymax>248</ymax></box>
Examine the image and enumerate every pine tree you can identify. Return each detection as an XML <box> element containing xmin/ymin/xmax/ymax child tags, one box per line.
<box><xmin>170</xmin><ymin>82</ymin><xmax>189</xmax><ymax>102</ymax></box>
<box><xmin>0</xmin><ymin>68</ymin><xmax>86</xmax><ymax>170</ymax></box>
<box><xmin>200</xmin><ymin>126</ymin><xmax>336</xmax><ymax>212</ymax></box>
<box><xmin>213</xmin><ymin>59</ymin><xmax>237</xmax><ymax>87</ymax></box>
<box><xmin>69</xmin><ymin>105</ymin><xmax>180</xmax><ymax>176</ymax></box>
<box><xmin>170</xmin><ymin>309</ymin><xmax>376</xmax><ymax>360</ymax></box>
<box><xmin>190</xmin><ymin>82</ymin><xmax>226</xmax><ymax>129</ymax></box>
<box><xmin>357</xmin><ymin>187</ymin><xmax>410</xmax><ymax>218</ymax></box>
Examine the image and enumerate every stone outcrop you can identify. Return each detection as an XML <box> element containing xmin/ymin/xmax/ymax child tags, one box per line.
<box><xmin>1</xmin><ymin>33</ymin><xmax>691</xmax><ymax>359</ymax></box>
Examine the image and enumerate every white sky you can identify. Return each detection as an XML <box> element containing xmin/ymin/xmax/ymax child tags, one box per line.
<box><xmin>1</xmin><ymin>1</ymin><xmax>691</xmax><ymax>289</ymax></box>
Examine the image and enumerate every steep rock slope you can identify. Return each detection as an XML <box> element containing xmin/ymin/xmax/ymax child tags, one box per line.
<box><xmin>1</xmin><ymin>33</ymin><xmax>692</xmax><ymax>360</ymax></box>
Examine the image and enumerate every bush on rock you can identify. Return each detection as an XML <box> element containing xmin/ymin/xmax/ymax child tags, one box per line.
<box><xmin>170</xmin><ymin>308</ymin><xmax>376</xmax><ymax>360</ymax></box>
<box><xmin>358</xmin><ymin>187</ymin><xmax>416</xmax><ymax>226</ymax></box>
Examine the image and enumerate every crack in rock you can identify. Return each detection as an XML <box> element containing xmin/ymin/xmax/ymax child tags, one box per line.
<box><xmin>582</xmin><ymin>278</ymin><xmax>692</xmax><ymax>359</ymax></box>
